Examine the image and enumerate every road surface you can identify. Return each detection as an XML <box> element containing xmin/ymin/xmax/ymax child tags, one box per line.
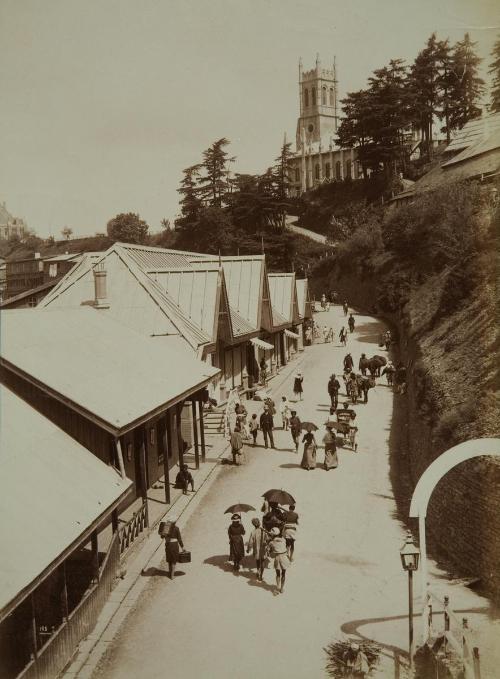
<box><xmin>285</xmin><ymin>215</ymin><xmax>329</xmax><ymax>244</ymax></box>
<box><xmin>94</xmin><ymin>305</ymin><xmax>499</xmax><ymax>679</ymax></box>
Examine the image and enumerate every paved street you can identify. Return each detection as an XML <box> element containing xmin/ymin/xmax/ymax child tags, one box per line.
<box><xmin>93</xmin><ymin>305</ymin><xmax>499</xmax><ymax>679</ymax></box>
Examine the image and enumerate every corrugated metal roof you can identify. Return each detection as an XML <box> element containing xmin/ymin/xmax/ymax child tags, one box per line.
<box><xmin>229</xmin><ymin>306</ymin><xmax>258</xmax><ymax>337</ymax></box>
<box><xmin>44</xmin><ymin>253</ymin><xmax>82</xmax><ymax>262</ymax></box>
<box><xmin>0</xmin><ymin>386</ymin><xmax>133</xmax><ymax>618</ymax></box>
<box><xmin>445</xmin><ymin>112</ymin><xmax>500</xmax><ymax>154</ymax></box>
<box><xmin>119</xmin><ymin>243</ymin><xmax>208</xmax><ymax>270</ymax></box>
<box><xmin>0</xmin><ymin>308</ymin><xmax>219</xmax><ymax>433</ymax></box>
<box><xmin>442</xmin><ymin>123</ymin><xmax>500</xmax><ymax>167</ymax></box>
<box><xmin>268</xmin><ymin>273</ymin><xmax>294</xmax><ymax>323</ymax></box>
<box><xmin>296</xmin><ymin>278</ymin><xmax>311</xmax><ymax>319</ymax></box>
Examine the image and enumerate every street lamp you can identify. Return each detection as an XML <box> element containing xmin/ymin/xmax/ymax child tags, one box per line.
<box><xmin>400</xmin><ymin>530</ymin><xmax>420</xmax><ymax>671</ymax></box>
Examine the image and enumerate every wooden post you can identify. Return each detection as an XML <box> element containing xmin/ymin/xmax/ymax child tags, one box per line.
<box><xmin>61</xmin><ymin>562</ymin><xmax>69</xmax><ymax>621</ymax></box>
<box><xmin>139</xmin><ymin>428</ymin><xmax>148</xmax><ymax>502</ymax></box>
<box><xmin>163</xmin><ymin>412</ymin><xmax>171</xmax><ymax>504</ymax></box>
<box><xmin>30</xmin><ymin>594</ymin><xmax>38</xmax><ymax>661</ymax></box>
<box><xmin>473</xmin><ymin>647</ymin><xmax>481</xmax><ymax>679</ymax></box>
<box><xmin>191</xmin><ymin>400</ymin><xmax>200</xmax><ymax>469</ymax></box>
<box><xmin>91</xmin><ymin>531</ymin><xmax>99</xmax><ymax>583</ymax></box>
<box><xmin>462</xmin><ymin>618</ymin><xmax>470</xmax><ymax>671</ymax></box>
<box><xmin>198</xmin><ymin>399</ymin><xmax>206</xmax><ymax>463</ymax></box>
<box><xmin>111</xmin><ymin>509</ymin><xmax>119</xmax><ymax>534</ymax></box>
<box><xmin>177</xmin><ymin>402</ymin><xmax>185</xmax><ymax>469</ymax></box>
<box><xmin>115</xmin><ymin>439</ymin><xmax>126</xmax><ymax>478</ymax></box>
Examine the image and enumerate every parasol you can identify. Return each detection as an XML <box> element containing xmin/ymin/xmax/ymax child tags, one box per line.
<box><xmin>224</xmin><ymin>503</ymin><xmax>256</xmax><ymax>514</ymax></box>
<box><xmin>300</xmin><ymin>421</ymin><xmax>318</xmax><ymax>432</ymax></box>
<box><xmin>262</xmin><ymin>489</ymin><xmax>295</xmax><ymax>506</ymax></box>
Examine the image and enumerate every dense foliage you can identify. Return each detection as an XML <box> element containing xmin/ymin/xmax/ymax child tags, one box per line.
<box><xmin>106</xmin><ymin>212</ymin><xmax>149</xmax><ymax>244</ymax></box>
<box><xmin>489</xmin><ymin>35</ymin><xmax>500</xmax><ymax>113</ymax></box>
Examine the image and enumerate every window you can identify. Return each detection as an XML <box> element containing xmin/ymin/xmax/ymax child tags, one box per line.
<box><xmin>329</xmin><ymin>87</ymin><xmax>334</xmax><ymax>106</ymax></box>
<box><xmin>295</xmin><ymin>168</ymin><xmax>300</xmax><ymax>182</ymax></box>
<box><xmin>321</xmin><ymin>86</ymin><xmax>326</xmax><ymax>105</ymax></box>
<box><xmin>308</xmin><ymin>123</ymin><xmax>314</xmax><ymax>133</ymax></box>
<box><xmin>335</xmin><ymin>161</ymin><xmax>341</xmax><ymax>180</ymax></box>
<box><xmin>48</xmin><ymin>263</ymin><xmax>58</xmax><ymax>278</ymax></box>
<box><xmin>345</xmin><ymin>160</ymin><xmax>351</xmax><ymax>179</ymax></box>
<box><xmin>325</xmin><ymin>163</ymin><xmax>331</xmax><ymax>178</ymax></box>
<box><xmin>304</xmin><ymin>88</ymin><xmax>309</xmax><ymax>107</ymax></box>
<box><xmin>312</xmin><ymin>87</ymin><xmax>316</xmax><ymax>105</ymax></box>
<box><xmin>315</xmin><ymin>164</ymin><xmax>320</xmax><ymax>180</ymax></box>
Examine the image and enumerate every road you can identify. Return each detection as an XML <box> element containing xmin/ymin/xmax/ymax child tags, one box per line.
<box><xmin>285</xmin><ymin>215</ymin><xmax>329</xmax><ymax>244</ymax></box>
<box><xmin>94</xmin><ymin>305</ymin><xmax>499</xmax><ymax>679</ymax></box>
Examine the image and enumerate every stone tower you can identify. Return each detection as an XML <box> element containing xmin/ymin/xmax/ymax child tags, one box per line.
<box><xmin>296</xmin><ymin>54</ymin><xmax>338</xmax><ymax>151</ymax></box>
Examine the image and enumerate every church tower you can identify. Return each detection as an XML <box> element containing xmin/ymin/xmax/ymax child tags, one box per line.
<box><xmin>296</xmin><ymin>54</ymin><xmax>338</xmax><ymax>151</ymax></box>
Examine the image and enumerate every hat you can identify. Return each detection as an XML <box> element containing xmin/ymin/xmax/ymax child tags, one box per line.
<box><xmin>251</xmin><ymin>518</ymin><xmax>260</xmax><ymax>527</ymax></box>
<box><xmin>290</xmin><ymin>409</ymin><xmax>296</xmax><ymax>414</ymax></box>
<box><xmin>231</xmin><ymin>513</ymin><xmax>241</xmax><ymax>521</ymax></box>
<box><xmin>169</xmin><ymin>515</ymin><xmax>178</xmax><ymax>523</ymax></box>
<box><xmin>270</xmin><ymin>527</ymin><xmax>280</xmax><ymax>536</ymax></box>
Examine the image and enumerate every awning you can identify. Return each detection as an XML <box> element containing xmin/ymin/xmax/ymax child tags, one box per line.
<box><xmin>251</xmin><ymin>337</ymin><xmax>274</xmax><ymax>350</ymax></box>
<box><xmin>285</xmin><ymin>329</ymin><xmax>300</xmax><ymax>340</ymax></box>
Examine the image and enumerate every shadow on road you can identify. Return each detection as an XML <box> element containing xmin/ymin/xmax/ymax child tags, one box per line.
<box><xmin>204</xmin><ymin>554</ymin><xmax>277</xmax><ymax>594</ymax></box>
<box><xmin>279</xmin><ymin>463</ymin><xmax>303</xmax><ymax>470</ymax></box>
<box><xmin>355</xmin><ymin>320</ymin><xmax>383</xmax><ymax>345</ymax></box>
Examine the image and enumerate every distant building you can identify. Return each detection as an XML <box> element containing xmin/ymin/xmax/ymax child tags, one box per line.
<box><xmin>0</xmin><ymin>202</ymin><xmax>26</xmax><ymax>240</ymax></box>
<box><xmin>3</xmin><ymin>252</ymin><xmax>81</xmax><ymax>303</ymax></box>
<box><xmin>288</xmin><ymin>55</ymin><xmax>360</xmax><ymax>196</ymax></box>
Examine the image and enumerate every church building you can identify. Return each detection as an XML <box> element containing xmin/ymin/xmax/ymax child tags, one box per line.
<box><xmin>288</xmin><ymin>55</ymin><xmax>360</xmax><ymax>195</ymax></box>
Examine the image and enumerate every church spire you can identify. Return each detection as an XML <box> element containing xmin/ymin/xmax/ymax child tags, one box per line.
<box><xmin>316</xmin><ymin>53</ymin><xmax>321</xmax><ymax>70</ymax></box>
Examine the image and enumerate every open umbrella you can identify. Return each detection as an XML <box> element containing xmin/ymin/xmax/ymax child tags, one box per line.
<box><xmin>224</xmin><ymin>503</ymin><xmax>256</xmax><ymax>514</ymax></box>
<box><xmin>262</xmin><ymin>489</ymin><xmax>296</xmax><ymax>506</ymax></box>
<box><xmin>301</xmin><ymin>421</ymin><xmax>318</xmax><ymax>432</ymax></box>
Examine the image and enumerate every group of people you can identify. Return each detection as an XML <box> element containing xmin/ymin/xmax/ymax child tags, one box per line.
<box><xmin>227</xmin><ymin>502</ymin><xmax>299</xmax><ymax>593</ymax></box>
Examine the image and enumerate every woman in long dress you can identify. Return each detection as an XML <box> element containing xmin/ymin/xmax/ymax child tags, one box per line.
<box><xmin>293</xmin><ymin>372</ymin><xmax>304</xmax><ymax>401</ymax></box>
<box><xmin>301</xmin><ymin>431</ymin><xmax>317</xmax><ymax>470</ymax></box>
<box><xmin>323</xmin><ymin>424</ymin><xmax>338</xmax><ymax>470</ymax></box>
<box><xmin>228</xmin><ymin>514</ymin><xmax>245</xmax><ymax>572</ymax></box>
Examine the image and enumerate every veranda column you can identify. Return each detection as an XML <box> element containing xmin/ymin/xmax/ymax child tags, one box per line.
<box><xmin>191</xmin><ymin>400</ymin><xmax>200</xmax><ymax>469</ymax></box>
<box><xmin>198</xmin><ymin>398</ymin><xmax>206</xmax><ymax>463</ymax></box>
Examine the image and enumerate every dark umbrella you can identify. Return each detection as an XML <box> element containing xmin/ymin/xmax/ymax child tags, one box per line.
<box><xmin>224</xmin><ymin>503</ymin><xmax>256</xmax><ymax>514</ymax></box>
<box><xmin>301</xmin><ymin>421</ymin><xmax>318</xmax><ymax>432</ymax></box>
<box><xmin>262</xmin><ymin>489</ymin><xmax>296</xmax><ymax>506</ymax></box>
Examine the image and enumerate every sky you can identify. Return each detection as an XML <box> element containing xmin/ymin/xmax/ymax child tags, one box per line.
<box><xmin>1</xmin><ymin>0</ymin><xmax>498</xmax><ymax>238</ymax></box>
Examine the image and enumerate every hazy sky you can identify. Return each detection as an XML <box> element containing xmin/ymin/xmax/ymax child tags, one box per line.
<box><xmin>1</xmin><ymin>0</ymin><xmax>498</xmax><ymax>238</ymax></box>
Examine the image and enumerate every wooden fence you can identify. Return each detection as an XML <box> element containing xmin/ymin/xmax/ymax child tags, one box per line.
<box><xmin>118</xmin><ymin>501</ymin><xmax>148</xmax><ymax>555</ymax></box>
<box><xmin>17</xmin><ymin>532</ymin><xmax>120</xmax><ymax>679</ymax></box>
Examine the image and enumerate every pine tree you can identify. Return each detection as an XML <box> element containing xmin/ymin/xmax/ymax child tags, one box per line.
<box><xmin>447</xmin><ymin>34</ymin><xmax>485</xmax><ymax>131</ymax></box>
<box><xmin>196</xmin><ymin>138</ymin><xmax>234</xmax><ymax>207</ymax></box>
<box><xmin>177</xmin><ymin>164</ymin><xmax>202</xmax><ymax>224</ymax></box>
<box><xmin>336</xmin><ymin>89</ymin><xmax>373</xmax><ymax>177</ymax></box>
<box><xmin>271</xmin><ymin>138</ymin><xmax>294</xmax><ymax>227</ymax></box>
<box><xmin>488</xmin><ymin>36</ymin><xmax>500</xmax><ymax>113</ymax></box>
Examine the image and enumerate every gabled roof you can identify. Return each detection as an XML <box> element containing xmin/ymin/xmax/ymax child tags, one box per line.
<box><xmin>0</xmin><ymin>386</ymin><xmax>133</xmax><ymax>620</ymax></box>
<box><xmin>39</xmin><ymin>245</ymin><xmax>211</xmax><ymax>350</ymax></box>
<box><xmin>444</xmin><ymin>112</ymin><xmax>500</xmax><ymax>156</ymax></box>
<box><xmin>0</xmin><ymin>279</ymin><xmax>59</xmax><ymax>308</ymax></box>
<box><xmin>268</xmin><ymin>273</ymin><xmax>300</xmax><ymax>327</ymax></box>
<box><xmin>117</xmin><ymin>242</ymin><xmax>209</xmax><ymax>270</ymax></box>
<box><xmin>0</xmin><ymin>308</ymin><xmax>219</xmax><ymax>435</ymax></box>
<box><xmin>295</xmin><ymin>278</ymin><xmax>313</xmax><ymax>319</ymax></box>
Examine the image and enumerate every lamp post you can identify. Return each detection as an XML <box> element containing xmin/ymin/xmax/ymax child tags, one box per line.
<box><xmin>400</xmin><ymin>530</ymin><xmax>420</xmax><ymax>671</ymax></box>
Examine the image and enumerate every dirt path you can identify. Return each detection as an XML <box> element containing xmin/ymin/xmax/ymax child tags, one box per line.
<box><xmin>92</xmin><ymin>305</ymin><xmax>499</xmax><ymax>679</ymax></box>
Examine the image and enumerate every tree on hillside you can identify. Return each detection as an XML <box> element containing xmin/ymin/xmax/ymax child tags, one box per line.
<box><xmin>106</xmin><ymin>212</ymin><xmax>149</xmax><ymax>244</ymax></box>
<box><xmin>336</xmin><ymin>89</ymin><xmax>373</xmax><ymax>177</ymax></box>
<box><xmin>196</xmin><ymin>138</ymin><xmax>235</xmax><ymax>207</ymax></box>
<box><xmin>271</xmin><ymin>138</ymin><xmax>295</xmax><ymax>227</ymax></box>
<box><xmin>488</xmin><ymin>36</ymin><xmax>500</xmax><ymax>113</ymax></box>
<box><xmin>447</xmin><ymin>34</ymin><xmax>485</xmax><ymax>132</ymax></box>
<box><xmin>176</xmin><ymin>206</ymin><xmax>235</xmax><ymax>254</ymax></box>
<box><xmin>61</xmin><ymin>226</ymin><xmax>73</xmax><ymax>240</ymax></box>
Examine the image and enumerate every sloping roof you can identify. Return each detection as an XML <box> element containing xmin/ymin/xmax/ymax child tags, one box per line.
<box><xmin>0</xmin><ymin>279</ymin><xmax>58</xmax><ymax>308</ymax></box>
<box><xmin>118</xmin><ymin>242</ymin><xmax>209</xmax><ymax>270</ymax></box>
<box><xmin>268</xmin><ymin>273</ymin><xmax>296</xmax><ymax>326</ymax></box>
<box><xmin>229</xmin><ymin>306</ymin><xmax>257</xmax><ymax>337</ymax></box>
<box><xmin>0</xmin><ymin>308</ymin><xmax>219</xmax><ymax>434</ymax></box>
<box><xmin>194</xmin><ymin>255</ymin><xmax>265</xmax><ymax>330</ymax></box>
<box><xmin>444</xmin><ymin>112</ymin><xmax>500</xmax><ymax>155</ymax></box>
<box><xmin>39</xmin><ymin>246</ymin><xmax>211</xmax><ymax>350</ymax></box>
<box><xmin>295</xmin><ymin>278</ymin><xmax>312</xmax><ymax>319</ymax></box>
<box><xmin>0</xmin><ymin>386</ymin><xmax>133</xmax><ymax>620</ymax></box>
<box><xmin>442</xmin><ymin>125</ymin><xmax>500</xmax><ymax>168</ymax></box>
<box><xmin>44</xmin><ymin>252</ymin><xmax>82</xmax><ymax>262</ymax></box>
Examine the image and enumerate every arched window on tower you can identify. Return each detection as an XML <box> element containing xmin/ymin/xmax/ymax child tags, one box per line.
<box><xmin>295</xmin><ymin>168</ymin><xmax>300</xmax><ymax>182</ymax></box>
<box><xmin>312</xmin><ymin>87</ymin><xmax>316</xmax><ymax>105</ymax></box>
<box><xmin>329</xmin><ymin>87</ymin><xmax>334</xmax><ymax>106</ymax></box>
<box><xmin>335</xmin><ymin>160</ymin><xmax>341</xmax><ymax>180</ymax></box>
<box><xmin>314</xmin><ymin>164</ymin><xmax>320</xmax><ymax>180</ymax></box>
<box><xmin>345</xmin><ymin>159</ymin><xmax>352</xmax><ymax>179</ymax></box>
<box><xmin>325</xmin><ymin>162</ymin><xmax>331</xmax><ymax>179</ymax></box>
<box><xmin>322</xmin><ymin>86</ymin><xmax>327</xmax><ymax>105</ymax></box>
<box><xmin>304</xmin><ymin>88</ymin><xmax>309</xmax><ymax>107</ymax></box>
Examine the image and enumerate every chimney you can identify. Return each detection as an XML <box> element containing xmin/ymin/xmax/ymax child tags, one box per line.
<box><xmin>93</xmin><ymin>262</ymin><xmax>110</xmax><ymax>309</ymax></box>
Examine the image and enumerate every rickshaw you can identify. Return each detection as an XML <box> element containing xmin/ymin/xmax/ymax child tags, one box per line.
<box><xmin>326</xmin><ymin>408</ymin><xmax>358</xmax><ymax>452</ymax></box>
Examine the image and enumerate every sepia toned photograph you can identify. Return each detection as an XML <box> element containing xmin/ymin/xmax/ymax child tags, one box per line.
<box><xmin>0</xmin><ymin>1</ymin><xmax>499</xmax><ymax>678</ymax></box>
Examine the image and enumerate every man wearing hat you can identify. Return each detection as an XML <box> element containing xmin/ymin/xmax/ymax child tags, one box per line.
<box><xmin>227</xmin><ymin>514</ymin><xmax>245</xmax><ymax>572</ymax></box>
<box><xmin>259</xmin><ymin>404</ymin><xmax>275</xmax><ymax>449</ymax></box>
<box><xmin>246</xmin><ymin>517</ymin><xmax>267</xmax><ymax>580</ymax></box>
<box><xmin>327</xmin><ymin>373</ymin><xmax>341</xmax><ymax>410</ymax></box>
<box><xmin>160</xmin><ymin>515</ymin><xmax>185</xmax><ymax>579</ymax></box>
<box><xmin>289</xmin><ymin>410</ymin><xmax>301</xmax><ymax>452</ymax></box>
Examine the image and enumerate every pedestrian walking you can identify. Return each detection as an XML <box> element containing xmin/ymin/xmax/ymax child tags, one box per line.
<box><xmin>235</xmin><ymin>402</ymin><xmax>249</xmax><ymax>439</ymax></box>
<box><xmin>259</xmin><ymin>357</ymin><xmax>267</xmax><ymax>386</ymax></box>
<box><xmin>339</xmin><ymin>327</ymin><xmax>347</xmax><ymax>346</ymax></box>
<box><xmin>359</xmin><ymin>353</ymin><xmax>368</xmax><ymax>375</ymax></box>
<box><xmin>228</xmin><ymin>514</ymin><xmax>245</xmax><ymax>572</ymax></box>
<box><xmin>327</xmin><ymin>374</ymin><xmax>341</xmax><ymax>410</ymax></box>
<box><xmin>230</xmin><ymin>424</ymin><xmax>245</xmax><ymax>465</ymax></box>
<box><xmin>249</xmin><ymin>413</ymin><xmax>259</xmax><ymax>445</ymax></box>
<box><xmin>348</xmin><ymin>313</ymin><xmax>355</xmax><ymax>333</ymax></box>
<box><xmin>289</xmin><ymin>410</ymin><xmax>301</xmax><ymax>452</ymax></box>
<box><xmin>283</xmin><ymin>505</ymin><xmax>299</xmax><ymax>561</ymax></box>
<box><xmin>246</xmin><ymin>517</ymin><xmax>267</xmax><ymax>580</ymax></box>
<box><xmin>343</xmin><ymin>352</ymin><xmax>354</xmax><ymax>372</ymax></box>
<box><xmin>174</xmin><ymin>464</ymin><xmax>195</xmax><ymax>495</ymax></box>
<box><xmin>382</xmin><ymin>361</ymin><xmax>395</xmax><ymax>386</ymax></box>
<box><xmin>305</xmin><ymin>326</ymin><xmax>312</xmax><ymax>346</ymax></box>
<box><xmin>322</xmin><ymin>423</ymin><xmax>338</xmax><ymax>471</ymax></box>
<box><xmin>323</xmin><ymin>325</ymin><xmax>328</xmax><ymax>343</ymax></box>
<box><xmin>262</xmin><ymin>502</ymin><xmax>285</xmax><ymax>533</ymax></box>
<box><xmin>259</xmin><ymin>405</ymin><xmax>275</xmax><ymax>449</ymax></box>
<box><xmin>267</xmin><ymin>527</ymin><xmax>290</xmax><ymax>594</ymax></box>
<box><xmin>343</xmin><ymin>300</ymin><xmax>349</xmax><ymax>316</ymax></box>
<box><xmin>293</xmin><ymin>372</ymin><xmax>304</xmax><ymax>401</ymax></box>
<box><xmin>279</xmin><ymin>396</ymin><xmax>290</xmax><ymax>430</ymax></box>
<box><xmin>160</xmin><ymin>516</ymin><xmax>185</xmax><ymax>579</ymax></box>
<box><xmin>301</xmin><ymin>431</ymin><xmax>317</xmax><ymax>470</ymax></box>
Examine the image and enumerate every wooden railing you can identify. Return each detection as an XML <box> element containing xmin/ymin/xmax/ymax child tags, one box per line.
<box><xmin>118</xmin><ymin>501</ymin><xmax>148</xmax><ymax>555</ymax></box>
<box><xmin>17</xmin><ymin>532</ymin><xmax>120</xmax><ymax>679</ymax></box>
<box><xmin>421</xmin><ymin>590</ymin><xmax>481</xmax><ymax>679</ymax></box>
